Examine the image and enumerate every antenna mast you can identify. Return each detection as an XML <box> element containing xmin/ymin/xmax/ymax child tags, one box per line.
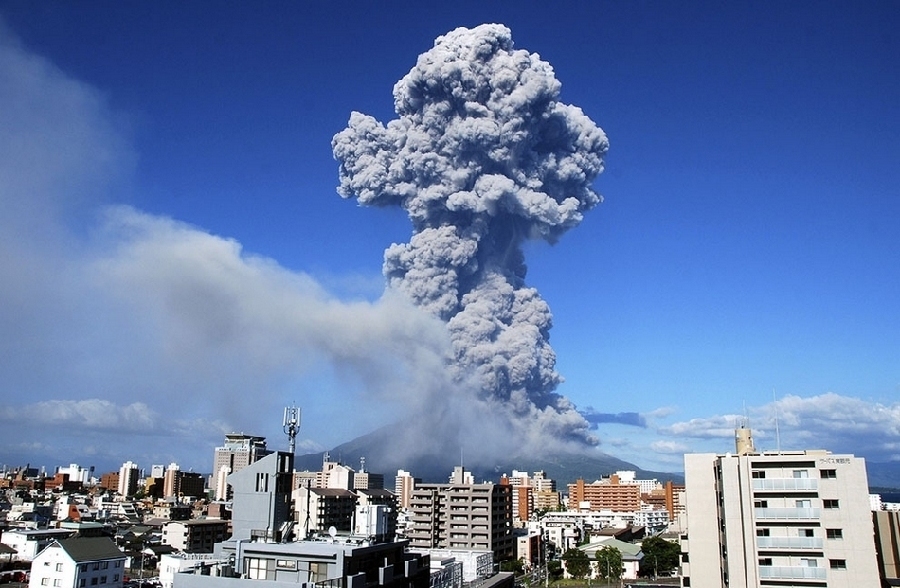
<box><xmin>283</xmin><ymin>405</ymin><xmax>301</xmax><ymax>455</ymax></box>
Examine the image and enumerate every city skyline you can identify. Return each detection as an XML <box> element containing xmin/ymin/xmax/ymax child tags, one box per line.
<box><xmin>0</xmin><ymin>2</ymin><xmax>898</xmax><ymax>473</ymax></box>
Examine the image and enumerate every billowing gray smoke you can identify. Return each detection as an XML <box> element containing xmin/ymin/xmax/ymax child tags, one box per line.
<box><xmin>333</xmin><ymin>24</ymin><xmax>608</xmax><ymax>447</ymax></box>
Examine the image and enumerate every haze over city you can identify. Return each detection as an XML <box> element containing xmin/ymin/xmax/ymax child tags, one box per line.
<box><xmin>0</xmin><ymin>1</ymin><xmax>898</xmax><ymax>475</ymax></box>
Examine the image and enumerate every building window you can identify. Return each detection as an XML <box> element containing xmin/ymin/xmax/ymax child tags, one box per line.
<box><xmin>41</xmin><ymin>579</ymin><xmax>49</xmax><ymax>586</ymax></box>
<box><xmin>827</xmin><ymin>528</ymin><xmax>843</xmax><ymax>539</ymax></box>
<box><xmin>80</xmin><ymin>581</ymin><xmax>86</xmax><ymax>587</ymax></box>
<box><xmin>683</xmin><ymin>578</ymin><xmax>690</xmax><ymax>587</ymax></box>
<box><xmin>114</xmin><ymin>576</ymin><xmax>119</xmax><ymax>582</ymax></box>
<box><xmin>759</xmin><ymin>558</ymin><xmax>772</xmax><ymax>566</ymax></box>
<box><xmin>754</xmin><ymin>500</ymin><xmax>768</xmax><ymax>508</ymax></box>
<box><xmin>101</xmin><ymin>562</ymin><xmax>108</xmax><ymax>570</ymax></box>
<box><xmin>93</xmin><ymin>564</ymin><xmax>100</xmax><ymax>571</ymax></box>
<box><xmin>830</xmin><ymin>559</ymin><xmax>847</xmax><ymax>569</ymax></box>
<box><xmin>91</xmin><ymin>580</ymin><xmax>98</xmax><ymax>586</ymax></box>
<box><xmin>795</xmin><ymin>499</ymin><xmax>811</xmax><ymax>508</ymax></box>
<box><xmin>824</xmin><ymin>499</ymin><xmax>840</xmax><ymax>508</ymax></box>
<box><xmin>800</xmin><ymin>528</ymin><xmax>814</xmax><ymax>537</ymax></box>
<box><xmin>80</xmin><ymin>565</ymin><xmax>88</xmax><ymax>572</ymax></box>
<box><xmin>756</xmin><ymin>528</ymin><xmax>770</xmax><ymax>537</ymax></box>
<box><xmin>752</xmin><ymin>471</ymin><xmax>765</xmax><ymax>478</ymax></box>
<box><xmin>100</xmin><ymin>577</ymin><xmax>106</xmax><ymax>584</ymax></box>
<box><xmin>53</xmin><ymin>580</ymin><xmax>61</xmax><ymax>587</ymax></box>
<box><xmin>801</xmin><ymin>558</ymin><xmax>818</xmax><ymax>568</ymax></box>
<box><xmin>247</xmin><ymin>558</ymin><xmax>274</xmax><ymax>581</ymax></box>
<box><xmin>820</xmin><ymin>469</ymin><xmax>837</xmax><ymax>479</ymax></box>
<box><xmin>792</xmin><ymin>470</ymin><xmax>809</xmax><ymax>478</ymax></box>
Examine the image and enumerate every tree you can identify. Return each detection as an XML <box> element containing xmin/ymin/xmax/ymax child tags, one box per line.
<box><xmin>595</xmin><ymin>546</ymin><xmax>622</xmax><ymax>583</ymax></box>
<box><xmin>561</xmin><ymin>548</ymin><xmax>590</xmax><ymax>580</ymax></box>
<box><xmin>639</xmin><ymin>536</ymin><xmax>681</xmax><ymax>578</ymax></box>
<box><xmin>500</xmin><ymin>558</ymin><xmax>525</xmax><ymax>575</ymax></box>
<box><xmin>547</xmin><ymin>559</ymin><xmax>563</xmax><ymax>582</ymax></box>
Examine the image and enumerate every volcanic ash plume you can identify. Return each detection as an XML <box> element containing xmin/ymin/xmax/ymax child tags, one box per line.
<box><xmin>333</xmin><ymin>24</ymin><xmax>608</xmax><ymax>446</ymax></box>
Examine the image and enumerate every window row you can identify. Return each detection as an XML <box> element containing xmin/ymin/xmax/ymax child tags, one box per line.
<box><xmin>751</xmin><ymin>469</ymin><xmax>837</xmax><ymax>479</ymax></box>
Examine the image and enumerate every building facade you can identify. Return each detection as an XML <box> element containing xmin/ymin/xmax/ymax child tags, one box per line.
<box><xmin>117</xmin><ymin>461</ymin><xmax>139</xmax><ymax>498</ymax></box>
<box><xmin>407</xmin><ymin>467</ymin><xmax>514</xmax><ymax>561</ymax></box>
<box><xmin>28</xmin><ymin>537</ymin><xmax>126</xmax><ymax>588</ymax></box>
<box><xmin>567</xmin><ymin>475</ymin><xmax>641</xmax><ymax>513</ymax></box>
<box><xmin>212</xmin><ymin>434</ymin><xmax>270</xmax><ymax>501</ymax></box>
<box><xmin>682</xmin><ymin>447</ymin><xmax>880</xmax><ymax>587</ymax></box>
<box><xmin>162</xmin><ymin>520</ymin><xmax>230</xmax><ymax>554</ymax></box>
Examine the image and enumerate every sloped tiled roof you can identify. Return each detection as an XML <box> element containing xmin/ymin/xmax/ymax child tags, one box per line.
<box><xmin>57</xmin><ymin>537</ymin><xmax>125</xmax><ymax>562</ymax></box>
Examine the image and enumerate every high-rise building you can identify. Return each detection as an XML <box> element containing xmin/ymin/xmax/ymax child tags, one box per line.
<box><xmin>394</xmin><ymin>469</ymin><xmax>418</xmax><ymax>510</ymax></box>
<box><xmin>567</xmin><ymin>474</ymin><xmax>641</xmax><ymax>513</ymax></box>
<box><xmin>502</xmin><ymin>470</ymin><xmax>559</xmax><ymax>522</ymax></box>
<box><xmin>407</xmin><ymin>466</ymin><xmax>514</xmax><ymax>561</ymax></box>
<box><xmin>681</xmin><ymin>427</ymin><xmax>880</xmax><ymax>587</ymax></box>
<box><xmin>117</xmin><ymin>461</ymin><xmax>139</xmax><ymax>497</ymax></box>
<box><xmin>212</xmin><ymin>434</ymin><xmax>270</xmax><ymax>500</ymax></box>
<box><xmin>164</xmin><ymin>463</ymin><xmax>206</xmax><ymax>499</ymax></box>
<box><xmin>164</xmin><ymin>463</ymin><xmax>180</xmax><ymax>498</ymax></box>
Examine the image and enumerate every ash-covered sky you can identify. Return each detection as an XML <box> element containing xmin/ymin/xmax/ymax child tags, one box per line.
<box><xmin>0</xmin><ymin>1</ymin><xmax>898</xmax><ymax>475</ymax></box>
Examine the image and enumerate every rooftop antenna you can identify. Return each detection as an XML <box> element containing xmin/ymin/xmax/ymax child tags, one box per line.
<box><xmin>359</xmin><ymin>456</ymin><xmax>366</xmax><ymax>473</ymax></box>
<box><xmin>283</xmin><ymin>405</ymin><xmax>301</xmax><ymax>455</ymax></box>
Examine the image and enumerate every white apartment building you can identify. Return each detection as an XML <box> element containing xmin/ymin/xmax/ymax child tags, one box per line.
<box><xmin>28</xmin><ymin>537</ymin><xmax>126</xmax><ymax>588</ymax></box>
<box><xmin>117</xmin><ymin>461</ymin><xmax>139</xmax><ymax>497</ymax></box>
<box><xmin>682</xmin><ymin>434</ymin><xmax>880</xmax><ymax>587</ymax></box>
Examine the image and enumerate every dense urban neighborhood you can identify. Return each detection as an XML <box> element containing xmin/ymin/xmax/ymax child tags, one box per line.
<box><xmin>1</xmin><ymin>425</ymin><xmax>899</xmax><ymax>588</ymax></box>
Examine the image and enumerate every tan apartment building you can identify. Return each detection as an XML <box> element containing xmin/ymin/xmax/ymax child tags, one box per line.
<box><xmin>407</xmin><ymin>466</ymin><xmax>514</xmax><ymax>561</ymax></box>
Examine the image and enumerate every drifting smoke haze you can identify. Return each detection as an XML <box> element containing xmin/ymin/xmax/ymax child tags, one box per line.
<box><xmin>333</xmin><ymin>24</ymin><xmax>608</xmax><ymax>455</ymax></box>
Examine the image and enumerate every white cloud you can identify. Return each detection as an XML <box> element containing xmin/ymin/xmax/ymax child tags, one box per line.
<box><xmin>0</xmin><ymin>23</ymin><xmax>451</xmax><ymax>472</ymax></box>
<box><xmin>660</xmin><ymin>393</ymin><xmax>900</xmax><ymax>462</ymax></box>
<box><xmin>650</xmin><ymin>440</ymin><xmax>690</xmax><ymax>454</ymax></box>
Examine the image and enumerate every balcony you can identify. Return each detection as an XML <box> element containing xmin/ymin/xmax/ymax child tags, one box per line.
<box><xmin>756</xmin><ymin>537</ymin><xmax>823</xmax><ymax>550</ymax></box>
<box><xmin>755</xmin><ymin>507</ymin><xmax>820</xmax><ymax>520</ymax></box>
<box><xmin>758</xmin><ymin>565</ymin><xmax>826</xmax><ymax>580</ymax></box>
<box><xmin>752</xmin><ymin>478</ymin><xmax>818</xmax><ymax>492</ymax></box>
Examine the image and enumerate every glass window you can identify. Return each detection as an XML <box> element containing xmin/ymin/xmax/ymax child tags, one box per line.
<box><xmin>827</xmin><ymin>529</ymin><xmax>843</xmax><ymax>539</ymax></box>
<box><xmin>751</xmin><ymin>471</ymin><xmax>765</xmax><ymax>478</ymax></box>
<box><xmin>796</xmin><ymin>499</ymin><xmax>812</xmax><ymax>508</ymax></box>
<box><xmin>820</xmin><ymin>469</ymin><xmax>837</xmax><ymax>479</ymax></box>
<box><xmin>54</xmin><ymin>580</ymin><xmax>61</xmax><ymax>587</ymax></box>
<box><xmin>758</xmin><ymin>558</ymin><xmax>772</xmax><ymax>566</ymax></box>
<box><xmin>830</xmin><ymin>559</ymin><xmax>847</xmax><ymax>569</ymax></box>
<box><xmin>756</xmin><ymin>528</ymin><xmax>770</xmax><ymax>537</ymax></box>
<box><xmin>41</xmin><ymin>579</ymin><xmax>49</xmax><ymax>586</ymax></box>
<box><xmin>824</xmin><ymin>499</ymin><xmax>840</xmax><ymax>508</ymax></box>
<box><xmin>792</xmin><ymin>470</ymin><xmax>809</xmax><ymax>478</ymax></box>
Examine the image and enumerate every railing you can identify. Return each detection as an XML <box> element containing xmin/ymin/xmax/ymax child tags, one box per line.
<box><xmin>756</xmin><ymin>536</ymin><xmax>823</xmax><ymax>549</ymax></box>
<box><xmin>755</xmin><ymin>507</ymin><xmax>820</xmax><ymax>520</ymax></box>
<box><xmin>752</xmin><ymin>478</ymin><xmax>818</xmax><ymax>491</ymax></box>
<box><xmin>758</xmin><ymin>565</ymin><xmax>826</xmax><ymax>580</ymax></box>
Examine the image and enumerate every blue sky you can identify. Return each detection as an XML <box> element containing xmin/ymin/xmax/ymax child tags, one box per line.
<box><xmin>0</xmin><ymin>1</ymin><xmax>898</xmax><ymax>476</ymax></box>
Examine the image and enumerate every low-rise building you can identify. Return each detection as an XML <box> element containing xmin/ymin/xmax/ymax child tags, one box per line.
<box><xmin>162</xmin><ymin>520</ymin><xmax>230</xmax><ymax>554</ymax></box>
<box><xmin>3</xmin><ymin>529</ymin><xmax>76</xmax><ymax>561</ymax></box>
<box><xmin>28</xmin><ymin>537</ymin><xmax>125</xmax><ymax>588</ymax></box>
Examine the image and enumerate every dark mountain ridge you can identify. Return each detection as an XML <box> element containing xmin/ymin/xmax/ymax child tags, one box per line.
<box><xmin>295</xmin><ymin>425</ymin><xmax>684</xmax><ymax>488</ymax></box>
